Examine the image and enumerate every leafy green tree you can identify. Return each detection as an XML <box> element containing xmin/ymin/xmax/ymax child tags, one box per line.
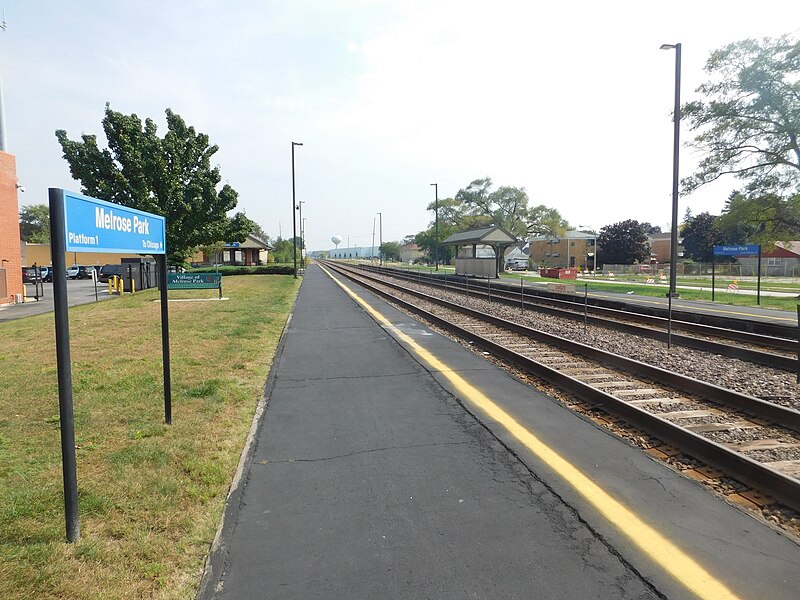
<box><xmin>526</xmin><ymin>204</ymin><xmax>569</xmax><ymax>237</ymax></box>
<box><xmin>641</xmin><ymin>222</ymin><xmax>662</xmax><ymax>235</ymax></box>
<box><xmin>454</xmin><ymin>177</ymin><xmax>568</xmax><ymax>238</ymax></box>
<box><xmin>19</xmin><ymin>204</ymin><xmax>50</xmax><ymax>243</ymax></box>
<box><xmin>716</xmin><ymin>189</ymin><xmax>800</xmax><ymax>244</ymax></box>
<box><xmin>682</xmin><ymin>36</ymin><xmax>800</xmax><ymax>197</ymax></box>
<box><xmin>379</xmin><ymin>241</ymin><xmax>401</xmax><ymax>262</ymax></box>
<box><xmin>55</xmin><ymin>104</ymin><xmax>253</xmax><ymax>263</ymax></box>
<box><xmin>250</xmin><ymin>222</ymin><xmax>270</xmax><ymax>244</ymax></box>
<box><xmin>415</xmin><ymin>226</ymin><xmax>456</xmax><ymax>264</ymax></box>
<box><xmin>681</xmin><ymin>212</ymin><xmax>726</xmax><ymax>262</ymax></box>
<box><xmin>270</xmin><ymin>237</ymin><xmax>295</xmax><ymax>263</ymax></box>
<box><xmin>597</xmin><ymin>220</ymin><xmax>650</xmax><ymax>265</ymax></box>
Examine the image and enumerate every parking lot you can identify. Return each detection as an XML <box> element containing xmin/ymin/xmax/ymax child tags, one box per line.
<box><xmin>0</xmin><ymin>278</ymin><xmax>116</xmax><ymax>323</ymax></box>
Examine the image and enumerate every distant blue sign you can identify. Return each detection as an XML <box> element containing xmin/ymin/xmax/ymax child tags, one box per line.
<box><xmin>713</xmin><ymin>244</ymin><xmax>760</xmax><ymax>256</ymax></box>
<box><xmin>224</xmin><ymin>242</ymin><xmax>240</xmax><ymax>248</ymax></box>
<box><xmin>62</xmin><ymin>190</ymin><xmax>166</xmax><ymax>254</ymax></box>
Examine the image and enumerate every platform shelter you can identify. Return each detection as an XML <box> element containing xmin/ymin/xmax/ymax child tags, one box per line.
<box><xmin>442</xmin><ymin>225</ymin><xmax>517</xmax><ymax>278</ymax></box>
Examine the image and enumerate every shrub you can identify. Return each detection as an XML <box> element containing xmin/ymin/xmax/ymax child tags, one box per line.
<box><xmin>188</xmin><ymin>265</ymin><xmax>294</xmax><ymax>275</ymax></box>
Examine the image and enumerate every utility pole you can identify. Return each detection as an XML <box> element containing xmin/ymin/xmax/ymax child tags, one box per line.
<box><xmin>372</xmin><ymin>217</ymin><xmax>376</xmax><ymax>264</ymax></box>
<box><xmin>378</xmin><ymin>212</ymin><xmax>383</xmax><ymax>266</ymax></box>
<box><xmin>430</xmin><ymin>183</ymin><xmax>439</xmax><ymax>270</ymax></box>
<box><xmin>298</xmin><ymin>200</ymin><xmax>305</xmax><ymax>268</ymax></box>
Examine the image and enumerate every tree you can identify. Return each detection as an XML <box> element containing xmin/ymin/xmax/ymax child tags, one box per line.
<box><xmin>597</xmin><ymin>220</ymin><xmax>650</xmax><ymax>265</ymax></box>
<box><xmin>270</xmin><ymin>237</ymin><xmax>296</xmax><ymax>264</ymax></box>
<box><xmin>715</xmin><ymin>191</ymin><xmax>764</xmax><ymax>244</ymax></box>
<box><xmin>716</xmin><ymin>189</ymin><xmax>800</xmax><ymax>244</ymax></box>
<box><xmin>641</xmin><ymin>222</ymin><xmax>662</xmax><ymax>235</ymax></box>
<box><xmin>527</xmin><ymin>204</ymin><xmax>569</xmax><ymax>237</ymax></box>
<box><xmin>453</xmin><ymin>177</ymin><xmax>568</xmax><ymax>238</ymax></box>
<box><xmin>379</xmin><ymin>241</ymin><xmax>401</xmax><ymax>262</ymax></box>
<box><xmin>681</xmin><ymin>212</ymin><xmax>726</xmax><ymax>262</ymax></box>
<box><xmin>19</xmin><ymin>204</ymin><xmax>50</xmax><ymax>243</ymax></box>
<box><xmin>55</xmin><ymin>104</ymin><xmax>253</xmax><ymax>263</ymax></box>
<box><xmin>250</xmin><ymin>222</ymin><xmax>270</xmax><ymax>244</ymax></box>
<box><xmin>682</xmin><ymin>36</ymin><xmax>800</xmax><ymax>197</ymax></box>
<box><xmin>415</xmin><ymin>226</ymin><xmax>456</xmax><ymax>264</ymax></box>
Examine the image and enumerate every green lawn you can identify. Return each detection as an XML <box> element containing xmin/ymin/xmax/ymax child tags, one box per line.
<box><xmin>508</xmin><ymin>275</ymin><xmax>799</xmax><ymax>311</ymax></box>
<box><xmin>0</xmin><ymin>275</ymin><xmax>299</xmax><ymax>599</ymax></box>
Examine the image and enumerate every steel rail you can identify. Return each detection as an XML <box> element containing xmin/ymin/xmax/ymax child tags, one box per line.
<box><xmin>324</xmin><ymin>260</ymin><xmax>800</xmax><ymax>513</ymax></box>
<box><xmin>356</xmin><ymin>264</ymin><xmax>798</xmax><ymax>370</ymax></box>
<box><xmin>365</xmin><ymin>264</ymin><xmax>797</xmax><ymax>349</ymax></box>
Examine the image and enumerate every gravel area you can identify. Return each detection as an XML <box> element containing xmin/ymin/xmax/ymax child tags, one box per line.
<box><xmin>386</xmin><ymin>274</ymin><xmax>800</xmax><ymax>410</ymax></box>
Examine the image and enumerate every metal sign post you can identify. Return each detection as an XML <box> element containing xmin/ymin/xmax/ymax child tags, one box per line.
<box><xmin>48</xmin><ymin>188</ymin><xmax>167</xmax><ymax>542</ymax></box>
<box><xmin>757</xmin><ymin>245</ymin><xmax>762</xmax><ymax>306</ymax></box>
<box><xmin>48</xmin><ymin>190</ymin><xmax>80</xmax><ymax>543</ymax></box>
<box><xmin>711</xmin><ymin>253</ymin><xmax>715</xmax><ymax>302</ymax></box>
<box><xmin>159</xmin><ymin>255</ymin><xmax>172</xmax><ymax>424</ymax></box>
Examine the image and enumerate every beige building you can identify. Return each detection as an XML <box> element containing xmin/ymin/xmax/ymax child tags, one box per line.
<box><xmin>189</xmin><ymin>234</ymin><xmax>271</xmax><ymax>266</ymax></box>
<box><xmin>528</xmin><ymin>231</ymin><xmax>597</xmax><ymax>269</ymax></box>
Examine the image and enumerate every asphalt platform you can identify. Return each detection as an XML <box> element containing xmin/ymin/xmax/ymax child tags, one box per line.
<box><xmin>201</xmin><ymin>263</ymin><xmax>800</xmax><ymax>599</ymax></box>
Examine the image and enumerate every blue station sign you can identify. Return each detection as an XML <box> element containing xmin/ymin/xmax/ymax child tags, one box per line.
<box><xmin>713</xmin><ymin>244</ymin><xmax>760</xmax><ymax>256</ymax></box>
<box><xmin>61</xmin><ymin>190</ymin><xmax>166</xmax><ymax>254</ymax></box>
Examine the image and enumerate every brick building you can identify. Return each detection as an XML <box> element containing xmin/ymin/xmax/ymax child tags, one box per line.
<box><xmin>0</xmin><ymin>151</ymin><xmax>22</xmax><ymax>305</ymax></box>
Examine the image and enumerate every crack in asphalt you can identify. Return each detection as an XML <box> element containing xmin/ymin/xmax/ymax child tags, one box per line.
<box><xmin>277</xmin><ymin>371</ymin><xmax>422</xmax><ymax>383</ymax></box>
<box><xmin>258</xmin><ymin>441</ymin><xmax>471</xmax><ymax>464</ymax></box>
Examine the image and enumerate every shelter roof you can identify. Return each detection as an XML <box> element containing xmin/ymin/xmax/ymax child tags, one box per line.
<box><xmin>441</xmin><ymin>225</ymin><xmax>516</xmax><ymax>246</ymax></box>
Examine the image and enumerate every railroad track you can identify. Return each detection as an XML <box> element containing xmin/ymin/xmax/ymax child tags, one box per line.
<box><xmin>322</xmin><ymin>260</ymin><xmax>800</xmax><ymax>514</ymax></box>
<box><xmin>354</xmin><ymin>263</ymin><xmax>798</xmax><ymax>371</ymax></box>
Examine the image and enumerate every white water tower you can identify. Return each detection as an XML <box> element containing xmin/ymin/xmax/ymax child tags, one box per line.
<box><xmin>331</xmin><ymin>235</ymin><xmax>342</xmax><ymax>249</ymax></box>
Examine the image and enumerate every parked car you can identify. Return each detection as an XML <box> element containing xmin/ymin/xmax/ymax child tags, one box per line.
<box><xmin>97</xmin><ymin>264</ymin><xmax>122</xmax><ymax>283</ymax></box>
<box><xmin>21</xmin><ymin>266</ymin><xmax>32</xmax><ymax>283</ymax></box>
<box><xmin>67</xmin><ymin>265</ymin><xmax>96</xmax><ymax>279</ymax></box>
<box><xmin>506</xmin><ymin>259</ymin><xmax>529</xmax><ymax>271</ymax></box>
<box><xmin>27</xmin><ymin>266</ymin><xmax>52</xmax><ymax>282</ymax></box>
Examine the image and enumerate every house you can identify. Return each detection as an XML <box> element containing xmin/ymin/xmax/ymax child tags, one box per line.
<box><xmin>737</xmin><ymin>241</ymin><xmax>800</xmax><ymax>276</ymax></box>
<box><xmin>398</xmin><ymin>242</ymin><xmax>424</xmax><ymax>263</ymax></box>
<box><xmin>504</xmin><ymin>242</ymin><xmax>530</xmax><ymax>268</ymax></box>
<box><xmin>648</xmin><ymin>233</ymin><xmax>684</xmax><ymax>263</ymax></box>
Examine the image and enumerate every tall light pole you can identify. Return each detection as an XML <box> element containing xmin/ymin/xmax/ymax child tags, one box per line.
<box><xmin>291</xmin><ymin>142</ymin><xmax>303</xmax><ymax>278</ymax></box>
<box><xmin>430</xmin><ymin>183</ymin><xmax>439</xmax><ymax>270</ymax></box>
<box><xmin>661</xmin><ymin>43</ymin><xmax>681</xmax><ymax>299</ymax></box>
<box><xmin>378</xmin><ymin>212</ymin><xmax>383</xmax><ymax>266</ymax></box>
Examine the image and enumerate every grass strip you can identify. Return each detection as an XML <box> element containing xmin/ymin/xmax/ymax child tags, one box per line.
<box><xmin>0</xmin><ymin>275</ymin><xmax>299</xmax><ymax>599</ymax></box>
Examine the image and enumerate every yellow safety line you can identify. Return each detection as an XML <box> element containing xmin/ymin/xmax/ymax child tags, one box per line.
<box><xmin>319</xmin><ymin>264</ymin><xmax>742</xmax><ymax>600</ymax></box>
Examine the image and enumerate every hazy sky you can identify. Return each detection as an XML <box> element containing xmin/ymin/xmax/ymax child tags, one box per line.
<box><xmin>3</xmin><ymin>1</ymin><xmax>796</xmax><ymax>251</ymax></box>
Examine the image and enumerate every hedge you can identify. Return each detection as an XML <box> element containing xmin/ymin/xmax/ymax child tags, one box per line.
<box><xmin>188</xmin><ymin>265</ymin><xmax>295</xmax><ymax>275</ymax></box>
